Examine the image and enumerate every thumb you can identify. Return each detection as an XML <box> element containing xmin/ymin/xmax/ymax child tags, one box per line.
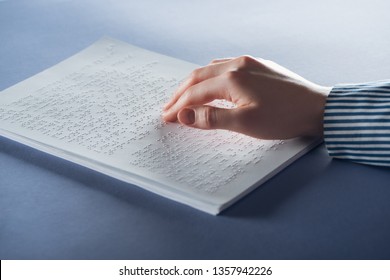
<box><xmin>177</xmin><ymin>105</ymin><xmax>236</xmax><ymax>130</ymax></box>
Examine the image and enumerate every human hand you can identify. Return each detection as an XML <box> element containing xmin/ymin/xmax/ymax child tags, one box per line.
<box><xmin>162</xmin><ymin>56</ymin><xmax>331</xmax><ymax>140</ymax></box>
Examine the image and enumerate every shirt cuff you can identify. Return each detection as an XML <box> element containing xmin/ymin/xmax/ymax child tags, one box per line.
<box><xmin>323</xmin><ymin>81</ymin><xmax>390</xmax><ymax>166</ymax></box>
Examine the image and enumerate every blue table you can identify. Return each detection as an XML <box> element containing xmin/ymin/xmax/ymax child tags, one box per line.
<box><xmin>1</xmin><ymin>0</ymin><xmax>390</xmax><ymax>259</ymax></box>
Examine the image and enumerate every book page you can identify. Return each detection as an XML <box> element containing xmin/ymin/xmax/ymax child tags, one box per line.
<box><xmin>0</xmin><ymin>38</ymin><xmax>320</xmax><ymax>214</ymax></box>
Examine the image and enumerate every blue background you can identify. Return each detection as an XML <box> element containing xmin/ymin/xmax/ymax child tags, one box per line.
<box><xmin>1</xmin><ymin>0</ymin><xmax>390</xmax><ymax>259</ymax></box>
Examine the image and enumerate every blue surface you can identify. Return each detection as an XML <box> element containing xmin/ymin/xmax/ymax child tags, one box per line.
<box><xmin>1</xmin><ymin>0</ymin><xmax>390</xmax><ymax>259</ymax></box>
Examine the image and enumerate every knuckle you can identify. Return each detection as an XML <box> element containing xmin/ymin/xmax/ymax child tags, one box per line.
<box><xmin>202</xmin><ymin>106</ymin><xmax>217</xmax><ymax>129</ymax></box>
<box><xmin>182</xmin><ymin>86</ymin><xmax>194</xmax><ymax>101</ymax></box>
<box><xmin>189</xmin><ymin>68</ymin><xmax>201</xmax><ymax>82</ymax></box>
<box><xmin>237</xmin><ymin>55</ymin><xmax>256</xmax><ymax>68</ymax></box>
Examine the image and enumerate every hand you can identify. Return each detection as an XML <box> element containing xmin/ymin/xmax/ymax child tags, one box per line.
<box><xmin>162</xmin><ymin>56</ymin><xmax>331</xmax><ymax>140</ymax></box>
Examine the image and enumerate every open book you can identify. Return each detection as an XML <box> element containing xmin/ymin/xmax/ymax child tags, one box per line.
<box><xmin>0</xmin><ymin>37</ymin><xmax>320</xmax><ymax>215</ymax></box>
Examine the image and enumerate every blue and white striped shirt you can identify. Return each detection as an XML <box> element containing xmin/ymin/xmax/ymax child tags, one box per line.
<box><xmin>324</xmin><ymin>81</ymin><xmax>390</xmax><ymax>167</ymax></box>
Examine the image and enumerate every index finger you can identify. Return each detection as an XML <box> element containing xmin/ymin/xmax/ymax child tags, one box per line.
<box><xmin>162</xmin><ymin>74</ymin><xmax>233</xmax><ymax>122</ymax></box>
<box><xmin>163</xmin><ymin>59</ymin><xmax>235</xmax><ymax>111</ymax></box>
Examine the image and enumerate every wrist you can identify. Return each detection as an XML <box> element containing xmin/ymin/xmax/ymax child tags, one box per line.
<box><xmin>306</xmin><ymin>85</ymin><xmax>331</xmax><ymax>137</ymax></box>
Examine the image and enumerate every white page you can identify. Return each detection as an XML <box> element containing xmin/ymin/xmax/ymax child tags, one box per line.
<box><xmin>0</xmin><ymin>37</ymin><xmax>321</xmax><ymax>214</ymax></box>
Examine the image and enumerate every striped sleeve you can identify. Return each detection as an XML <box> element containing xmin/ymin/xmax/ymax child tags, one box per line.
<box><xmin>323</xmin><ymin>80</ymin><xmax>390</xmax><ymax>167</ymax></box>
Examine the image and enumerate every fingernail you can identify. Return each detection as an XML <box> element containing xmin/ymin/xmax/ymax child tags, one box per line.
<box><xmin>180</xmin><ymin>108</ymin><xmax>195</xmax><ymax>125</ymax></box>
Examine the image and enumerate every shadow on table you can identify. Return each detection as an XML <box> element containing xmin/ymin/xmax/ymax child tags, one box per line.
<box><xmin>222</xmin><ymin>144</ymin><xmax>333</xmax><ymax>218</ymax></box>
